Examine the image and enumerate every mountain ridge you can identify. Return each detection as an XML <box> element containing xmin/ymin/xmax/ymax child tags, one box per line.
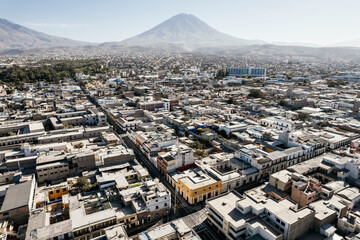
<box><xmin>118</xmin><ymin>13</ymin><xmax>265</xmax><ymax>49</ymax></box>
<box><xmin>0</xmin><ymin>18</ymin><xmax>92</xmax><ymax>50</ymax></box>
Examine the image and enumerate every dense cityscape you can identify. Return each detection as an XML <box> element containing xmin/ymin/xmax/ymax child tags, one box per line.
<box><xmin>0</xmin><ymin>51</ymin><xmax>359</xmax><ymax>240</ymax></box>
<box><xmin>1</xmin><ymin>1</ymin><xmax>360</xmax><ymax>240</ymax></box>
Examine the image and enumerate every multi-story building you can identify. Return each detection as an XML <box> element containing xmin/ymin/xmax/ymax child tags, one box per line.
<box><xmin>206</xmin><ymin>189</ymin><xmax>315</xmax><ymax>240</ymax></box>
<box><xmin>131</xmin><ymin>129</ymin><xmax>178</xmax><ymax>155</ymax></box>
<box><xmin>36</xmin><ymin>160</ymin><xmax>69</xmax><ymax>183</ymax></box>
<box><xmin>227</xmin><ymin>67</ymin><xmax>266</xmax><ymax>78</ymax></box>
<box><xmin>139</xmin><ymin>101</ymin><xmax>170</xmax><ymax>112</ymax></box>
<box><xmin>0</xmin><ymin>176</ymin><xmax>36</xmax><ymax>226</ymax></box>
<box><xmin>169</xmin><ymin>168</ymin><xmax>221</xmax><ymax>204</ymax></box>
<box><xmin>157</xmin><ymin>143</ymin><xmax>194</xmax><ymax>175</ymax></box>
<box><xmin>118</xmin><ymin>117</ymin><xmax>140</xmax><ymax>132</ymax></box>
<box><xmin>119</xmin><ymin>180</ymin><xmax>171</xmax><ymax>224</ymax></box>
<box><xmin>291</xmin><ymin>178</ymin><xmax>322</xmax><ymax>208</ymax></box>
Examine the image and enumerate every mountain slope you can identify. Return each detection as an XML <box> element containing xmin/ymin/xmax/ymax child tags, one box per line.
<box><xmin>330</xmin><ymin>38</ymin><xmax>360</xmax><ymax>48</ymax></box>
<box><xmin>120</xmin><ymin>13</ymin><xmax>265</xmax><ymax>49</ymax></box>
<box><xmin>0</xmin><ymin>18</ymin><xmax>91</xmax><ymax>50</ymax></box>
<box><xmin>194</xmin><ymin>44</ymin><xmax>360</xmax><ymax>61</ymax></box>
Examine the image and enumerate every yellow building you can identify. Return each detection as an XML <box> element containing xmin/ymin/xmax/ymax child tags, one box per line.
<box><xmin>48</xmin><ymin>185</ymin><xmax>69</xmax><ymax>201</ymax></box>
<box><xmin>172</xmin><ymin>169</ymin><xmax>222</xmax><ymax>204</ymax></box>
<box><xmin>35</xmin><ymin>183</ymin><xmax>69</xmax><ymax>209</ymax></box>
<box><xmin>118</xmin><ymin>212</ymin><xmax>138</xmax><ymax>229</ymax></box>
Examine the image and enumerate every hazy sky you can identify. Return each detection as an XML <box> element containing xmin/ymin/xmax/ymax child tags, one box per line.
<box><xmin>1</xmin><ymin>0</ymin><xmax>359</xmax><ymax>45</ymax></box>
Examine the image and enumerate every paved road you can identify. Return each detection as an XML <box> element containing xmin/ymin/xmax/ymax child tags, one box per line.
<box><xmin>123</xmin><ymin>136</ymin><xmax>193</xmax><ymax>216</ymax></box>
<box><xmin>81</xmin><ymin>87</ymin><xmax>225</xmax><ymax>240</ymax></box>
<box><xmin>123</xmin><ymin>136</ymin><xmax>224</xmax><ymax>240</ymax></box>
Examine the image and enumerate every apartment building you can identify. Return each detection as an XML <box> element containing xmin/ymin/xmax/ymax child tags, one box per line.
<box><xmin>206</xmin><ymin>190</ymin><xmax>314</xmax><ymax>240</ymax></box>
<box><xmin>118</xmin><ymin>117</ymin><xmax>140</xmax><ymax>132</ymax></box>
<box><xmin>157</xmin><ymin>143</ymin><xmax>194</xmax><ymax>176</ymax></box>
<box><xmin>227</xmin><ymin>67</ymin><xmax>266</xmax><ymax>78</ymax></box>
<box><xmin>169</xmin><ymin>168</ymin><xmax>221</xmax><ymax>204</ymax></box>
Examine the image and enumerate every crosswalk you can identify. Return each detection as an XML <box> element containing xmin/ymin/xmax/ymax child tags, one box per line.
<box><xmin>182</xmin><ymin>209</ymin><xmax>210</xmax><ymax>234</ymax></box>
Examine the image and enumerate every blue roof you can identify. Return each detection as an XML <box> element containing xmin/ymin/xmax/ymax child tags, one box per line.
<box><xmin>241</xmin><ymin>148</ymin><xmax>250</xmax><ymax>153</ymax></box>
<box><xmin>138</xmin><ymin>233</ymin><xmax>150</xmax><ymax>240</ymax></box>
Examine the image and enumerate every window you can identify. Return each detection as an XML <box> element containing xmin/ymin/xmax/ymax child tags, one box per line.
<box><xmin>49</xmin><ymin>191</ymin><xmax>53</xmax><ymax>195</ymax></box>
<box><xmin>155</xmin><ymin>206</ymin><xmax>159</xmax><ymax>210</ymax></box>
<box><xmin>56</xmin><ymin>190</ymin><xmax>60</xmax><ymax>193</ymax></box>
<box><xmin>164</xmin><ymin>203</ymin><xmax>167</xmax><ymax>207</ymax></box>
<box><xmin>63</xmin><ymin>188</ymin><xmax>67</xmax><ymax>192</ymax></box>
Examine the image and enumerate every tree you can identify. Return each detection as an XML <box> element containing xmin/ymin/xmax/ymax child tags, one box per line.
<box><xmin>190</xmin><ymin>141</ymin><xmax>203</xmax><ymax>149</ymax></box>
<box><xmin>298</xmin><ymin>112</ymin><xmax>311</xmax><ymax>121</ymax></box>
<box><xmin>74</xmin><ymin>142</ymin><xmax>84</xmax><ymax>149</ymax></box>
<box><xmin>263</xmin><ymin>132</ymin><xmax>272</xmax><ymax>140</ymax></box>
<box><xmin>227</xmin><ymin>97</ymin><xmax>235</xmax><ymax>104</ymax></box>
<box><xmin>319</xmin><ymin>121</ymin><xmax>329</xmax><ymax>128</ymax></box>
<box><xmin>181</xmin><ymin>117</ymin><xmax>190</xmax><ymax>122</ymax></box>
<box><xmin>327</xmin><ymin>80</ymin><xmax>347</xmax><ymax>88</ymax></box>
<box><xmin>194</xmin><ymin>149</ymin><xmax>207</xmax><ymax>157</ymax></box>
<box><xmin>75</xmin><ymin>177</ymin><xmax>90</xmax><ymax>192</ymax></box>
<box><xmin>215</xmin><ymin>69</ymin><xmax>228</xmax><ymax>79</ymax></box>
<box><xmin>248</xmin><ymin>89</ymin><xmax>264</xmax><ymax>98</ymax></box>
<box><xmin>258</xmin><ymin>113</ymin><xmax>267</xmax><ymax>118</ymax></box>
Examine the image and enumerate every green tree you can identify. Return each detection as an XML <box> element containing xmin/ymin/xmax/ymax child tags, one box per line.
<box><xmin>258</xmin><ymin>113</ymin><xmax>267</xmax><ymax>118</ymax></box>
<box><xmin>181</xmin><ymin>117</ymin><xmax>190</xmax><ymax>121</ymax></box>
<box><xmin>215</xmin><ymin>69</ymin><xmax>228</xmax><ymax>79</ymax></box>
<box><xmin>194</xmin><ymin>149</ymin><xmax>207</xmax><ymax>157</ymax></box>
<box><xmin>319</xmin><ymin>121</ymin><xmax>328</xmax><ymax>128</ymax></box>
<box><xmin>190</xmin><ymin>141</ymin><xmax>203</xmax><ymax>149</ymax></box>
<box><xmin>248</xmin><ymin>89</ymin><xmax>264</xmax><ymax>98</ymax></box>
<box><xmin>74</xmin><ymin>142</ymin><xmax>84</xmax><ymax>149</ymax></box>
<box><xmin>75</xmin><ymin>177</ymin><xmax>90</xmax><ymax>192</ymax></box>
<box><xmin>298</xmin><ymin>112</ymin><xmax>311</xmax><ymax>121</ymax></box>
<box><xmin>327</xmin><ymin>80</ymin><xmax>347</xmax><ymax>88</ymax></box>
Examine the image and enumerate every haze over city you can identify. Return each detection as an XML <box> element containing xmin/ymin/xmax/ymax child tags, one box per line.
<box><xmin>1</xmin><ymin>0</ymin><xmax>360</xmax><ymax>46</ymax></box>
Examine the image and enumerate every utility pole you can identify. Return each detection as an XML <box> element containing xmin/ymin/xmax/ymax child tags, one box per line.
<box><xmin>174</xmin><ymin>188</ymin><xmax>177</xmax><ymax>215</ymax></box>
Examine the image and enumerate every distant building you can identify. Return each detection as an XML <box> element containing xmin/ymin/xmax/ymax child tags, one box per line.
<box><xmin>332</xmin><ymin>75</ymin><xmax>360</xmax><ymax>82</ymax></box>
<box><xmin>227</xmin><ymin>67</ymin><xmax>266</xmax><ymax>78</ymax></box>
